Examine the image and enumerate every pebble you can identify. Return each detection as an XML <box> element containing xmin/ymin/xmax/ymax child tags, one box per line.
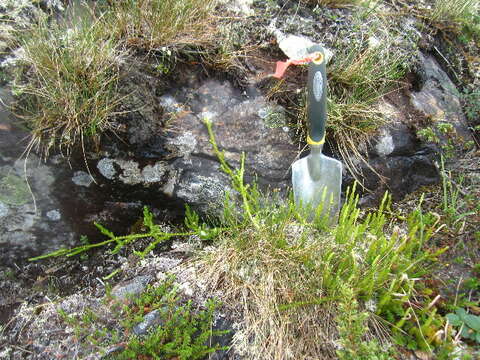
<box><xmin>132</xmin><ymin>308</ymin><xmax>166</xmax><ymax>336</ymax></box>
<box><xmin>111</xmin><ymin>275</ymin><xmax>153</xmax><ymax>301</ymax></box>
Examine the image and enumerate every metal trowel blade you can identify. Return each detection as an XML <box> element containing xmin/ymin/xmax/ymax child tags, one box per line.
<box><xmin>292</xmin><ymin>152</ymin><xmax>342</xmax><ymax>220</ymax></box>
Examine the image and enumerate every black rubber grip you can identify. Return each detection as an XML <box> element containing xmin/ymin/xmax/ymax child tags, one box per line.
<box><xmin>307</xmin><ymin>45</ymin><xmax>327</xmax><ymax>143</ymax></box>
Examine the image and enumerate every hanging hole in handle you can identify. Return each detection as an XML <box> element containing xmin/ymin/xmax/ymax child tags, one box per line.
<box><xmin>312</xmin><ymin>52</ymin><xmax>324</xmax><ymax>65</ymax></box>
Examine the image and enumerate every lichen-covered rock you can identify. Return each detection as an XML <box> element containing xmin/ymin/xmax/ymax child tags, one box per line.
<box><xmin>220</xmin><ymin>0</ymin><xmax>254</xmax><ymax>16</ymax></box>
<box><xmin>209</xmin><ymin>314</ymin><xmax>236</xmax><ymax>360</ymax></box>
<box><xmin>71</xmin><ymin>171</ymin><xmax>94</xmax><ymax>188</ymax></box>
<box><xmin>96</xmin><ymin>158</ymin><xmax>167</xmax><ymax>185</ymax></box>
<box><xmin>97</xmin><ymin>76</ymin><xmax>299</xmax><ymax>216</ymax></box>
<box><xmin>4</xmin><ymin>292</ymin><xmax>107</xmax><ymax>360</ymax></box>
<box><xmin>0</xmin><ymin>156</ymin><xmax>76</xmax><ymax>260</ymax></box>
<box><xmin>347</xmin><ymin>51</ymin><xmax>475</xmax><ymax>205</ymax></box>
<box><xmin>1</xmin><ymin>253</ymin><xmax>239</xmax><ymax>360</ymax></box>
<box><xmin>410</xmin><ymin>53</ymin><xmax>472</xmax><ymax>140</ymax></box>
<box><xmin>0</xmin><ymin>168</ymin><xmax>31</xmax><ymax>206</ymax></box>
<box><xmin>357</xmin><ymin>104</ymin><xmax>439</xmax><ymax>205</ymax></box>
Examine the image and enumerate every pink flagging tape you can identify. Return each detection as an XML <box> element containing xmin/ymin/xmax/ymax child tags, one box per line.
<box><xmin>272</xmin><ymin>56</ymin><xmax>315</xmax><ymax>79</ymax></box>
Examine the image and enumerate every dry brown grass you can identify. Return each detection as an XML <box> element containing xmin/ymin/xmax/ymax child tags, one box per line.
<box><xmin>195</xmin><ymin>198</ymin><xmax>398</xmax><ymax>359</ymax></box>
<box><xmin>199</xmin><ymin>232</ymin><xmax>342</xmax><ymax>359</ymax></box>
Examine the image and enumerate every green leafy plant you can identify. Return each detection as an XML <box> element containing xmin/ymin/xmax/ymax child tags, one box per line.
<box><xmin>446</xmin><ymin>308</ymin><xmax>480</xmax><ymax>343</ymax></box>
<box><xmin>417</xmin><ymin>123</ymin><xmax>470</xmax><ymax>158</ymax></box>
<box><xmin>336</xmin><ymin>286</ymin><xmax>395</xmax><ymax>360</ymax></box>
<box><xmin>29</xmin><ymin>207</ymin><xmax>202</xmax><ymax>260</ymax></box>
<box><xmin>184</xmin><ymin>204</ymin><xmax>223</xmax><ymax>240</ymax></box>
<box><xmin>463</xmin><ymin>277</ymin><xmax>480</xmax><ymax>291</ymax></box>
<box><xmin>204</xmin><ymin>118</ymin><xmax>261</xmax><ymax>230</ymax></box>
<box><xmin>437</xmin><ymin>123</ymin><xmax>454</xmax><ymax>135</ymax></box>
<box><xmin>460</xmin><ymin>12</ymin><xmax>480</xmax><ymax>43</ymax></box>
<box><xmin>373</xmin><ymin>204</ymin><xmax>448</xmax><ymax>352</ymax></box>
<box><xmin>386</xmin><ymin>297</ymin><xmax>446</xmax><ymax>351</ymax></box>
<box><xmin>417</xmin><ymin>127</ymin><xmax>440</xmax><ymax>143</ymax></box>
<box><xmin>461</xmin><ymin>88</ymin><xmax>480</xmax><ymax>124</ymax></box>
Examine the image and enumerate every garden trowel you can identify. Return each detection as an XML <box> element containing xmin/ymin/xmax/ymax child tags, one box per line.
<box><xmin>291</xmin><ymin>45</ymin><xmax>342</xmax><ymax>219</ymax></box>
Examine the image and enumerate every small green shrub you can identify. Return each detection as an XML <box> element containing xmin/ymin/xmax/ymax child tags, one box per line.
<box><xmin>112</xmin><ymin>280</ymin><xmax>226</xmax><ymax>360</ymax></box>
<box><xmin>56</xmin><ymin>277</ymin><xmax>226</xmax><ymax>359</ymax></box>
<box><xmin>417</xmin><ymin>127</ymin><xmax>440</xmax><ymax>144</ymax></box>
<box><xmin>336</xmin><ymin>286</ymin><xmax>395</xmax><ymax>360</ymax></box>
<box><xmin>460</xmin><ymin>87</ymin><xmax>480</xmax><ymax>124</ymax></box>
<box><xmin>417</xmin><ymin>123</ymin><xmax>471</xmax><ymax>158</ymax></box>
<box><xmin>29</xmin><ymin>207</ymin><xmax>206</xmax><ymax>261</ymax></box>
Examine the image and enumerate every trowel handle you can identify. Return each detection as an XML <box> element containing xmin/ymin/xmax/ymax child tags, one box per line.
<box><xmin>307</xmin><ymin>45</ymin><xmax>327</xmax><ymax>145</ymax></box>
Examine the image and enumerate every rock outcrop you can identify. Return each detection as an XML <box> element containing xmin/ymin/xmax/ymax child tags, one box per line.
<box><xmin>96</xmin><ymin>72</ymin><xmax>299</xmax><ymax>215</ymax></box>
<box><xmin>356</xmin><ymin>53</ymin><xmax>473</xmax><ymax>205</ymax></box>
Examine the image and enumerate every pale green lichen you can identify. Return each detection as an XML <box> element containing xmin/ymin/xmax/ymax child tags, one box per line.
<box><xmin>0</xmin><ymin>170</ymin><xmax>30</xmax><ymax>206</ymax></box>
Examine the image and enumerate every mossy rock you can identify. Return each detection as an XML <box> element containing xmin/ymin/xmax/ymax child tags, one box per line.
<box><xmin>0</xmin><ymin>169</ymin><xmax>31</xmax><ymax>206</ymax></box>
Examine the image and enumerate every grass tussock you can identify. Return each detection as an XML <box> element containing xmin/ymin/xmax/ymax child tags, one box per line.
<box><xmin>326</xmin><ymin>35</ymin><xmax>408</xmax><ymax>184</ymax></box>
<box><xmin>9</xmin><ymin>0</ymin><xmax>218</xmax><ymax>156</ymax></box>
<box><xmin>301</xmin><ymin>0</ymin><xmax>378</xmax><ymax>8</ymax></box>
<box><xmin>106</xmin><ymin>0</ymin><xmax>217</xmax><ymax>50</ymax></box>
<box><xmin>304</xmin><ymin>0</ymin><xmax>357</xmax><ymax>7</ymax></box>
<box><xmin>14</xmin><ymin>16</ymin><xmax>123</xmax><ymax>157</ymax></box>
<box><xmin>431</xmin><ymin>0</ymin><xmax>478</xmax><ymax>24</ymax></box>
<box><xmin>195</xmin><ymin>120</ymin><xmax>445</xmax><ymax>359</ymax></box>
